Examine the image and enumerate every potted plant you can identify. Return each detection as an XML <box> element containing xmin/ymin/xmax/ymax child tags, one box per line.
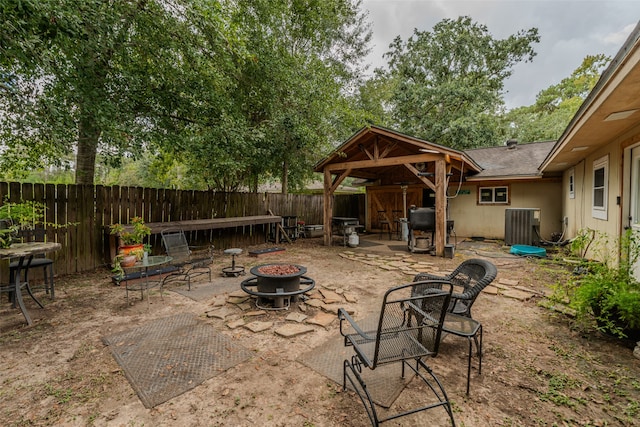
<box><xmin>570</xmin><ymin>229</ymin><xmax>640</xmax><ymax>341</ymax></box>
<box><xmin>109</xmin><ymin>216</ymin><xmax>151</xmax><ymax>256</ymax></box>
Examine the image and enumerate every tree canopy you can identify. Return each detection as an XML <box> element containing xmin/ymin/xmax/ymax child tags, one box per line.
<box><xmin>380</xmin><ymin>16</ymin><xmax>540</xmax><ymax>149</ymax></box>
<box><xmin>0</xmin><ymin>5</ymin><xmax>613</xmax><ymax>190</ymax></box>
<box><xmin>0</xmin><ymin>0</ymin><xmax>371</xmax><ymax>191</ymax></box>
<box><xmin>503</xmin><ymin>54</ymin><xmax>610</xmax><ymax>143</ymax></box>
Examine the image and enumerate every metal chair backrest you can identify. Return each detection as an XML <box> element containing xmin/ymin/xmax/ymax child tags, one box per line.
<box><xmin>161</xmin><ymin>229</ymin><xmax>191</xmax><ymax>263</ymax></box>
<box><xmin>377</xmin><ymin>210</ymin><xmax>389</xmax><ymax>223</ymax></box>
<box><xmin>414</xmin><ymin>258</ymin><xmax>497</xmax><ymax>317</ymax></box>
<box><xmin>447</xmin><ymin>259</ymin><xmax>497</xmax><ymax>312</ymax></box>
<box><xmin>370</xmin><ymin>281</ymin><xmax>452</xmax><ymax>368</ymax></box>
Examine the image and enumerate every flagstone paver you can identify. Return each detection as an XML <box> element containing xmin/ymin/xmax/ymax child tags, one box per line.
<box><xmin>206</xmin><ymin>306</ymin><xmax>236</xmax><ymax>319</ymax></box>
<box><xmin>499</xmin><ymin>278</ymin><xmax>519</xmax><ymax>286</ymax></box>
<box><xmin>483</xmin><ymin>285</ymin><xmax>499</xmax><ymax>295</ymax></box>
<box><xmin>306</xmin><ymin>311</ymin><xmax>336</xmax><ymax>327</ymax></box>
<box><xmin>514</xmin><ymin>285</ymin><xmax>546</xmax><ymax>296</ymax></box>
<box><xmin>501</xmin><ymin>289</ymin><xmax>534</xmax><ymax>301</ymax></box>
<box><xmin>343</xmin><ymin>292</ymin><xmax>358</xmax><ymax>303</ymax></box>
<box><xmin>305</xmin><ymin>299</ymin><xmax>324</xmax><ymax>308</ymax></box>
<box><xmin>210</xmin><ymin>296</ymin><xmax>227</xmax><ymax>307</ymax></box>
<box><xmin>227</xmin><ymin>319</ymin><xmax>245</xmax><ymax>329</ymax></box>
<box><xmin>244</xmin><ymin>310</ymin><xmax>265</xmax><ymax>317</ymax></box>
<box><xmin>274</xmin><ymin>324</ymin><xmax>315</xmax><ymax>338</ymax></box>
<box><xmin>237</xmin><ymin>302</ymin><xmax>254</xmax><ymax>311</ymax></box>
<box><xmin>285</xmin><ymin>312</ymin><xmax>308</xmax><ymax>323</ymax></box>
<box><xmin>244</xmin><ymin>321</ymin><xmax>274</xmax><ymax>333</ymax></box>
<box><xmin>318</xmin><ymin>288</ymin><xmax>342</xmax><ymax>303</ymax></box>
<box><xmin>227</xmin><ymin>296</ymin><xmax>249</xmax><ymax>305</ymax></box>
<box><xmin>229</xmin><ymin>289</ymin><xmax>248</xmax><ymax>298</ymax></box>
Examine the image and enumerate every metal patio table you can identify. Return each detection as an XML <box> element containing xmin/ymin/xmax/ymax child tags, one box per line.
<box><xmin>0</xmin><ymin>242</ymin><xmax>61</xmax><ymax>326</ymax></box>
<box><xmin>124</xmin><ymin>255</ymin><xmax>173</xmax><ymax>306</ymax></box>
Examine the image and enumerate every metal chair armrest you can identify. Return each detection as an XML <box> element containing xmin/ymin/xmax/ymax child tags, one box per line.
<box><xmin>338</xmin><ymin>308</ymin><xmax>376</xmax><ymax>341</ymax></box>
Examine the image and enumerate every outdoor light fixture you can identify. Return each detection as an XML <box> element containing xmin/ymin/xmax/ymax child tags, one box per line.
<box><xmin>604</xmin><ymin>109</ymin><xmax>639</xmax><ymax>121</ymax></box>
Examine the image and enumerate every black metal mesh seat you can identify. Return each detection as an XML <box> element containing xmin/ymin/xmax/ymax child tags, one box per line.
<box><xmin>338</xmin><ymin>281</ymin><xmax>456</xmax><ymax>426</ymax></box>
<box><xmin>161</xmin><ymin>229</ymin><xmax>213</xmax><ymax>290</ymax></box>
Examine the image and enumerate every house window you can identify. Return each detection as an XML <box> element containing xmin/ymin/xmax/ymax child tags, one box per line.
<box><xmin>479</xmin><ymin>186</ymin><xmax>509</xmax><ymax>204</ymax></box>
<box><xmin>568</xmin><ymin>169</ymin><xmax>575</xmax><ymax>199</ymax></box>
<box><xmin>592</xmin><ymin>155</ymin><xmax>608</xmax><ymax>220</ymax></box>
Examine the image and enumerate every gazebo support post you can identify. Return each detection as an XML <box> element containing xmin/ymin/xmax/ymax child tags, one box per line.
<box><xmin>323</xmin><ymin>169</ymin><xmax>334</xmax><ymax>246</ymax></box>
<box><xmin>435</xmin><ymin>158</ymin><xmax>447</xmax><ymax>257</ymax></box>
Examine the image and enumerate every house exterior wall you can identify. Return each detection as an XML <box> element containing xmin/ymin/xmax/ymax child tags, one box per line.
<box><xmin>448</xmin><ymin>180</ymin><xmax>562</xmax><ymax>240</ymax></box>
<box><xmin>561</xmin><ymin>133</ymin><xmax>638</xmax><ymax>261</ymax></box>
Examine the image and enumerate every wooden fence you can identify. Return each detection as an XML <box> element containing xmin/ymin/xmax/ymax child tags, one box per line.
<box><xmin>0</xmin><ymin>182</ymin><xmax>363</xmax><ymax>279</ymax></box>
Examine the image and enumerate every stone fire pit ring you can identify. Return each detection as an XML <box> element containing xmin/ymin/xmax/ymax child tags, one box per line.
<box><xmin>240</xmin><ymin>263</ymin><xmax>315</xmax><ymax>310</ymax></box>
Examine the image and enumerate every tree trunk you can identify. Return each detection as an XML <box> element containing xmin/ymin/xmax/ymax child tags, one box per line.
<box><xmin>75</xmin><ymin>107</ymin><xmax>101</xmax><ymax>185</ymax></box>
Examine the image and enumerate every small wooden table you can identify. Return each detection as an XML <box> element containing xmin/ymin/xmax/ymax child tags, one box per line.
<box><xmin>0</xmin><ymin>242</ymin><xmax>62</xmax><ymax>326</ymax></box>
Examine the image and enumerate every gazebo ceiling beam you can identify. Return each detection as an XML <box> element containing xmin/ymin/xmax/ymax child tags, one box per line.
<box><xmin>379</xmin><ymin>141</ymin><xmax>397</xmax><ymax>159</ymax></box>
<box><xmin>330</xmin><ymin>169</ymin><xmax>352</xmax><ymax>193</ymax></box>
<box><xmin>325</xmin><ymin>153</ymin><xmax>445</xmax><ymax>172</ymax></box>
<box><xmin>404</xmin><ymin>163</ymin><xmax>435</xmax><ymax>191</ymax></box>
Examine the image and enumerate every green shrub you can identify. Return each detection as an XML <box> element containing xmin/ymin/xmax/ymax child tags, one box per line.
<box><xmin>570</xmin><ymin>229</ymin><xmax>640</xmax><ymax>339</ymax></box>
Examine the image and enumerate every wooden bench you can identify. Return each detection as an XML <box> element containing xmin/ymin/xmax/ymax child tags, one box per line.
<box><xmin>107</xmin><ymin>215</ymin><xmax>283</xmax><ymax>261</ymax></box>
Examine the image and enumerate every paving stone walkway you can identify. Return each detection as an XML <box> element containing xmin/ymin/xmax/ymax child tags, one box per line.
<box><xmin>202</xmin><ymin>249</ymin><xmax>543</xmax><ymax>338</ymax></box>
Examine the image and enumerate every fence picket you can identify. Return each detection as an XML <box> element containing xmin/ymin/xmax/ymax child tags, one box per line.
<box><xmin>0</xmin><ymin>181</ymin><xmax>362</xmax><ymax>278</ymax></box>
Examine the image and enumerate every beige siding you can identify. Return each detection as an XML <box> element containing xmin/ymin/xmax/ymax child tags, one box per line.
<box><xmin>448</xmin><ymin>180</ymin><xmax>562</xmax><ymax>240</ymax></box>
<box><xmin>562</xmin><ymin>140</ymin><xmax>627</xmax><ymax>261</ymax></box>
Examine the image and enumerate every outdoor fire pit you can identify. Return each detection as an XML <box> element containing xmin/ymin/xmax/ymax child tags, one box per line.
<box><xmin>240</xmin><ymin>263</ymin><xmax>315</xmax><ymax>310</ymax></box>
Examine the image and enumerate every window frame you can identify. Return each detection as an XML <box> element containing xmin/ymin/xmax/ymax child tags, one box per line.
<box><xmin>478</xmin><ymin>185</ymin><xmax>510</xmax><ymax>205</ymax></box>
<box><xmin>568</xmin><ymin>168</ymin><xmax>575</xmax><ymax>199</ymax></box>
<box><xmin>592</xmin><ymin>155</ymin><xmax>608</xmax><ymax>220</ymax></box>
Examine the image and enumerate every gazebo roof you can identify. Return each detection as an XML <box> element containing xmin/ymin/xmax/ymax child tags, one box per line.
<box><xmin>314</xmin><ymin>125</ymin><xmax>482</xmax><ymax>184</ymax></box>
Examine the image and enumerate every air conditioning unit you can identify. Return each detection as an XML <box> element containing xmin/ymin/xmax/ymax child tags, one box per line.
<box><xmin>505</xmin><ymin>208</ymin><xmax>540</xmax><ymax>246</ymax></box>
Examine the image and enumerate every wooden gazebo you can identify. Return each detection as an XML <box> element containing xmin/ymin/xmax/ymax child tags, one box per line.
<box><xmin>314</xmin><ymin>126</ymin><xmax>481</xmax><ymax>256</ymax></box>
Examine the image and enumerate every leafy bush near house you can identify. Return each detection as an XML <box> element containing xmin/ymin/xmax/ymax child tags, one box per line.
<box><xmin>569</xmin><ymin>229</ymin><xmax>640</xmax><ymax>340</ymax></box>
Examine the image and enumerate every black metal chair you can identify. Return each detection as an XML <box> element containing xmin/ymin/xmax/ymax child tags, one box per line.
<box><xmin>160</xmin><ymin>228</ymin><xmax>213</xmax><ymax>291</ymax></box>
<box><xmin>409</xmin><ymin>279</ymin><xmax>483</xmax><ymax>395</ymax></box>
<box><xmin>377</xmin><ymin>210</ymin><xmax>391</xmax><ymax>240</ymax></box>
<box><xmin>412</xmin><ymin>259</ymin><xmax>496</xmax><ymax>394</ymax></box>
<box><xmin>413</xmin><ymin>258</ymin><xmax>497</xmax><ymax>318</ymax></box>
<box><xmin>10</xmin><ymin>228</ymin><xmax>55</xmax><ymax>300</ymax></box>
<box><xmin>441</xmin><ymin>311</ymin><xmax>482</xmax><ymax>395</ymax></box>
<box><xmin>391</xmin><ymin>210</ymin><xmax>403</xmax><ymax>240</ymax></box>
<box><xmin>338</xmin><ymin>281</ymin><xmax>456</xmax><ymax>426</ymax></box>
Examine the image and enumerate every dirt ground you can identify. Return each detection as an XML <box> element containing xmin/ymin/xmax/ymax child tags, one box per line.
<box><xmin>1</xmin><ymin>236</ymin><xmax>639</xmax><ymax>427</ymax></box>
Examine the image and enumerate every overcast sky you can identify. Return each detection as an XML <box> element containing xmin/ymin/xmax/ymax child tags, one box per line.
<box><xmin>361</xmin><ymin>0</ymin><xmax>640</xmax><ymax>110</ymax></box>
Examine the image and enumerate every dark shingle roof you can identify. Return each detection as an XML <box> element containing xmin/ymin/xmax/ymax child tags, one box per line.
<box><xmin>464</xmin><ymin>141</ymin><xmax>555</xmax><ymax>180</ymax></box>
